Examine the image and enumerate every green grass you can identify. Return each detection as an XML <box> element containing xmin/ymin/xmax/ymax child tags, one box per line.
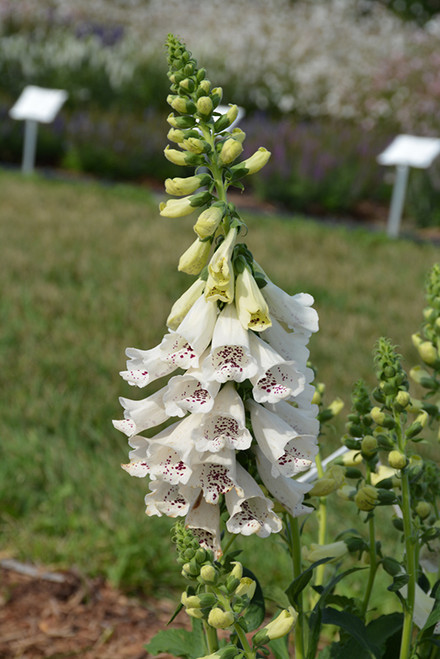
<box><xmin>0</xmin><ymin>169</ymin><xmax>438</xmax><ymax>599</ymax></box>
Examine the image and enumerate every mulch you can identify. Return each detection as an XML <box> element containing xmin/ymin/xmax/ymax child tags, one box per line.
<box><xmin>0</xmin><ymin>560</ymin><xmax>188</xmax><ymax>658</ymax></box>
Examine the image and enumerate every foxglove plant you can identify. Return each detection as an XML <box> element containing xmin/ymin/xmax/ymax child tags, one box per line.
<box><xmin>114</xmin><ymin>34</ymin><xmax>318</xmax><ymax>658</ymax></box>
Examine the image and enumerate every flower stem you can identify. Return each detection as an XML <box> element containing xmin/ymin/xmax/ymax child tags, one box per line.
<box><xmin>203</xmin><ymin>619</ymin><xmax>219</xmax><ymax>653</ymax></box>
<box><xmin>361</xmin><ymin>512</ymin><xmax>378</xmax><ymax>617</ymax></box>
<box><xmin>396</xmin><ymin>418</ymin><xmax>416</xmax><ymax>659</ymax></box>
<box><xmin>233</xmin><ymin>622</ymin><xmax>256</xmax><ymax>659</ymax></box>
<box><xmin>287</xmin><ymin>515</ymin><xmax>306</xmax><ymax>659</ymax></box>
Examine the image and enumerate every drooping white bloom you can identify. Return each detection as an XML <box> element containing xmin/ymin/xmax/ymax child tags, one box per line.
<box><xmin>248</xmin><ymin>332</ymin><xmax>305</xmax><ymax>404</ymax></box>
<box><xmin>127</xmin><ymin>417</ymin><xmax>195</xmax><ymax>465</ymax></box>
<box><xmin>160</xmin><ymin>295</ymin><xmax>218</xmax><ymax>369</ymax></box>
<box><xmin>202</xmin><ymin>303</ymin><xmax>258</xmax><ymax>383</ymax></box>
<box><xmin>263</xmin><ymin>317</ymin><xmax>310</xmax><ymax>365</ymax></box>
<box><xmin>194</xmin><ymin>382</ymin><xmax>252</xmax><ymax>453</ymax></box>
<box><xmin>122</xmin><ymin>444</ymin><xmax>192</xmax><ymax>484</ymax></box>
<box><xmin>185</xmin><ymin>493</ymin><xmax>222</xmax><ymax>558</ymax></box>
<box><xmin>225</xmin><ymin>462</ymin><xmax>282</xmax><ymax>537</ymax></box>
<box><xmin>187</xmin><ymin>448</ymin><xmax>242</xmax><ymax>504</ymax></box>
<box><xmin>248</xmin><ymin>399</ymin><xmax>317</xmax><ymax>478</ymax></box>
<box><xmin>261</xmin><ymin>279</ymin><xmax>319</xmax><ymax>335</ymax></box>
<box><xmin>255</xmin><ymin>447</ymin><xmax>313</xmax><ymax>518</ymax></box>
<box><xmin>144</xmin><ymin>480</ymin><xmax>197</xmax><ymax>518</ymax></box>
<box><xmin>120</xmin><ymin>344</ymin><xmax>177</xmax><ymax>388</ymax></box>
<box><xmin>163</xmin><ymin>368</ymin><xmax>220</xmax><ymax>417</ymax></box>
<box><xmin>166</xmin><ymin>279</ymin><xmax>206</xmax><ymax>330</ymax></box>
<box><xmin>114</xmin><ymin>387</ymin><xmax>168</xmax><ymax>436</ymax></box>
<box><xmin>400</xmin><ymin>583</ymin><xmax>437</xmax><ymax>630</ymax></box>
<box><xmin>265</xmin><ymin>399</ymin><xmax>320</xmax><ymax>438</ymax></box>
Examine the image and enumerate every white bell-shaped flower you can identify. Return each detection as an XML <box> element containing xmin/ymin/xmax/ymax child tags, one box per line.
<box><xmin>122</xmin><ymin>437</ymin><xmax>192</xmax><ymax>485</ymax></box>
<box><xmin>144</xmin><ymin>480</ymin><xmax>196</xmax><ymax>517</ymax></box>
<box><xmin>163</xmin><ymin>368</ymin><xmax>220</xmax><ymax>417</ymax></box>
<box><xmin>255</xmin><ymin>447</ymin><xmax>313</xmax><ymax>518</ymax></box>
<box><xmin>248</xmin><ymin>333</ymin><xmax>305</xmax><ymax>404</ymax></box>
<box><xmin>264</xmin><ymin>399</ymin><xmax>320</xmax><ymax>438</ymax></box>
<box><xmin>202</xmin><ymin>303</ymin><xmax>258</xmax><ymax>383</ymax></box>
<box><xmin>185</xmin><ymin>493</ymin><xmax>222</xmax><ymax>558</ymax></box>
<box><xmin>262</xmin><ymin>317</ymin><xmax>310</xmax><ymax>366</ymax></box>
<box><xmin>114</xmin><ymin>387</ymin><xmax>168</xmax><ymax>437</ymax></box>
<box><xmin>261</xmin><ymin>279</ymin><xmax>319</xmax><ymax>334</ymax></box>
<box><xmin>160</xmin><ymin>295</ymin><xmax>218</xmax><ymax>369</ymax></box>
<box><xmin>193</xmin><ymin>382</ymin><xmax>253</xmax><ymax>453</ymax></box>
<box><xmin>225</xmin><ymin>463</ymin><xmax>282</xmax><ymax>537</ymax></box>
<box><xmin>120</xmin><ymin>344</ymin><xmax>177</xmax><ymax>388</ymax></box>
<box><xmin>187</xmin><ymin>448</ymin><xmax>242</xmax><ymax>505</ymax></box>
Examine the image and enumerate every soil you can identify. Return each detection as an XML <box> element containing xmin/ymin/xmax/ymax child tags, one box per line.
<box><xmin>0</xmin><ymin>560</ymin><xmax>189</xmax><ymax>659</ymax></box>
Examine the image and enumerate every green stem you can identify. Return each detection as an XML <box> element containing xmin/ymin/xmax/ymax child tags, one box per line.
<box><xmin>396</xmin><ymin>419</ymin><xmax>417</xmax><ymax>659</ymax></box>
<box><xmin>314</xmin><ymin>453</ymin><xmax>327</xmax><ymax>589</ymax></box>
<box><xmin>287</xmin><ymin>516</ymin><xmax>306</xmax><ymax>659</ymax></box>
<box><xmin>234</xmin><ymin>623</ymin><xmax>256</xmax><ymax>659</ymax></box>
<box><xmin>361</xmin><ymin>513</ymin><xmax>378</xmax><ymax>617</ymax></box>
<box><xmin>203</xmin><ymin>619</ymin><xmax>219</xmax><ymax>654</ymax></box>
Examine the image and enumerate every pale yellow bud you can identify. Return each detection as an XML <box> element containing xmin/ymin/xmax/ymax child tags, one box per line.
<box><xmin>164</xmin><ymin>145</ymin><xmax>189</xmax><ymax>167</ymax></box>
<box><xmin>186</xmin><ymin>607</ymin><xmax>204</xmax><ymax>619</ymax></box>
<box><xmin>410</xmin><ymin>366</ymin><xmax>433</xmax><ymax>385</ymax></box>
<box><xmin>194</xmin><ymin>205</ymin><xmax>224</xmax><ymax>240</ymax></box>
<box><xmin>252</xmin><ymin>609</ymin><xmax>297</xmax><ymax>646</ymax></box>
<box><xmin>207</xmin><ymin>607</ymin><xmax>234</xmax><ymax>629</ymax></box>
<box><xmin>167</xmin><ymin>128</ymin><xmax>185</xmax><ymax>143</ymax></box>
<box><xmin>370</xmin><ymin>407</ymin><xmax>386</xmax><ymax>425</ymax></box>
<box><xmin>205</xmin><ymin>228</ymin><xmax>237</xmax><ymax>304</ymax></box>
<box><xmin>235</xmin><ymin>266</ymin><xmax>272</xmax><ymax>332</ymax></box>
<box><xmin>370</xmin><ymin>465</ymin><xmax>397</xmax><ymax>486</ymax></box>
<box><xmin>416</xmin><ymin>501</ymin><xmax>431</xmax><ymax>520</ymax></box>
<box><xmin>309</xmin><ymin>465</ymin><xmax>345</xmax><ymax>497</ymax></box>
<box><xmin>239</xmin><ymin>147</ymin><xmax>271</xmax><ymax>174</ymax></box>
<box><xmin>388</xmin><ymin>450</ymin><xmax>406</xmax><ymax>470</ymax></box>
<box><xmin>199</xmin><ymin>564</ymin><xmax>217</xmax><ymax>584</ymax></box>
<box><xmin>234</xmin><ymin>577</ymin><xmax>256</xmax><ymax>599</ymax></box>
<box><xmin>165</xmin><ymin>174</ymin><xmax>208</xmax><ymax>197</ymax></box>
<box><xmin>167</xmin><ymin>280</ymin><xmax>206</xmax><ymax>330</ymax></box>
<box><xmin>199</xmin><ymin>79</ymin><xmax>211</xmax><ymax>93</ymax></box>
<box><xmin>178</xmin><ymin>239</ymin><xmax>211</xmax><ymax>275</ymax></box>
<box><xmin>361</xmin><ymin>435</ymin><xmax>378</xmax><ymax>456</ymax></box>
<box><xmin>328</xmin><ymin>397</ymin><xmax>344</xmax><ymax>416</ymax></box>
<box><xmin>396</xmin><ymin>390</ymin><xmax>411</xmax><ymax>408</ymax></box>
<box><xmin>230</xmin><ymin>561</ymin><xmax>243</xmax><ymax>580</ymax></box>
<box><xmin>218</xmin><ymin>138</ymin><xmax>243</xmax><ymax>165</ymax></box>
<box><xmin>230</xmin><ymin>128</ymin><xmax>246</xmax><ymax>143</ymax></box>
<box><xmin>159</xmin><ymin>196</ymin><xmax>196</xmax><ymax>218</ymax></box>
<box><xmin>196</xmin><ymin>96</ymin><xmax>213</xmax><ymax>116</ymax></box>
<box><xmin>355</xmin><ymin>485</ymin><xmax>378</xmax><ymax>511</ymax></box>
<box><xmin>183</xmin><ymin>137</ymin><xmax>206</xmax><ymax>154</ymax></box>
<box><xmin>418</xmin><ymin>341</ymin><xmax>437</xmax><ymax>365</ymax></box>
<box><xmin>415</xmin><ymin>410</ymin><xmax>428</xmax><ymax>428</ymax></box>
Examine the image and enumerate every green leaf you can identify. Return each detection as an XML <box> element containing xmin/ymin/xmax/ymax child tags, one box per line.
<box><xmin>267</xmin><ymin>636</ymin><xmax>290</xmax><ymax>659</ymax></box>
<box><xmin>286</xmin><ymin>558</ymin><xmax>330</xmax><ymax>607</ymax></box>
<box><xmin>321</xmin><ymin>607</ymin><xmax>381</xmax><ymax>658</ymax></box>
<box><xmin>145</xmin><ymin>621</ymin><xmax>205</xmax><ymax>659</ymax></box>
<box><xmin>318</xmin><ymin>613</ymin><xmax>403</xmax><ymax>659</ymax></box>
<box><xmin>422</xmin><ymin>599</ymin><xmax>440</xmax><ymax>631</ymax></box>
<box><xmin>242</xmin><ymin>566</ymin><xmax>265</xmax><ymax>632</ymax></box>
<box><xmin>168</xmin><ymin>601</ymin><xmax>184</xmax><ymax>624</ymax></box>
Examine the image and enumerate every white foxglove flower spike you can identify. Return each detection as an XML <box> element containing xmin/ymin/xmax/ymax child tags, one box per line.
<box><xmin>203</xmin><ymin>303</ymin><xmax>258</xmax><ymax>383</ymax></box>
<box><xmin>225</xmin><ymin>462</ymin><xmax>282</xmax><ymax>537</ymax></box>
<box><xmin>188</xmin><ymin>448</ymin><xmax>241</xmax><ymax>504</ymax></box>
<box><xmin>160</xmin><ymin>295</ymin><xmax>218</xmax><ymax>369</ymax></box>
<box><xmin>194</xmin><ymin>382</ymin><xmax>253</xmax><ymax>453</ymax></box>
<box><xmin>248</xmin><ymin>333</ymin><xmax>305</xmax><ymax>404</ymax></box>
<box><xmin>255</xmin><ymin>447</ymin><xmax>313</xmax><ymax>518</ymax></box>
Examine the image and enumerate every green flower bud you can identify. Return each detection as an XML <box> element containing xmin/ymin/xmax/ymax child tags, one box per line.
<box><xmin>393</xmin><ymin>516</ymin><xmax>404</xmax><ymax>532</ymax></box>
<box><xmin>165</xmin><ymin>173</ymin><xmax>211</xmax><ymax>196</ymax></box>
<box><xmin>361</xmin><ymin>435</ymin><xmax>378</xmax><ymax>456</ymax></box>
<box><xmin>207</xmin><ymin>607</ymin><xmax>234</xmax><ymax>630</ymax></box>
<box><xmin>199</xmin><ymin>79</ymin><xmax>211</xmax><ymax>93</ymax></box>
<box><xmin>370</xmin><ymin>406</ymin><xmax>386</xmax><ymax>425</ymax></box>
<box><xmin>199</xmin><ymin>564</ymin><xmax>217</xmax><ymax>584</ymax></box>
<box><xmin>167</xmin><ymin>112</ymin><xmax>197</xmax><ymax>129</ymax></box>
<box><xmin>211</xmin><ymin>86</ymin><xmax>223</xmax><ymax>107</ymax></box>
<box><xmin>168</xmin><ymin>95</ymin><xmax>197</xmax><ymax>114</ymax></box>
<box><xmin>377</xmin><ymin>488</ymin><xmax>397</xmax><ymax>505</ymax></box>
<box><xmin>183</xmin><ymin>137</ymin><xmax>209</xmax><ymax>154</ymax></box>
<box><xmin>395</xmin><ymin>390</ymin><xmax>411</xmax><ymax>409</ymax></box>
<box><xmin>309</xmin><ymin>465</ymin><xmax>345</xmax><ymax>497</ymax></box>
<box><xmin>415</xmin><ymin>501</ymin><xmax>431</xmax><ymax>519</ymax></box>
<box><xmin>382</xmin><ymin>556</ymin><xmax>403</xmax><ymax>576</ymax></box>
<box><xmin>225</xmin><ymin>576</ymin><xmax>241</xmax><ymax>594</ymax></box>
<box><xmin>230</xmin><ymin>147</ymin><xmax>271</xmax><ymax>177</ymax></box>
<box><xmin>388</xmin><ymin>450</ymin><xmax>407</xmax><ymax>470</ymax></box>
<box><xmin>196</xmin><ymin>96</ymin><xmax>214</xmax><ymax>117</ymax></box>
<box><xmin>167</xmin><ymin>128</ymin><xmax>186</xmax><ymax>143</ymax></box>
<box><xmin>214</xmin><ymin>104</ymin><xmax>239</xmax><ymax>132</ymax></box>
<box><xmin>355</xmin><ymin>485</ymin><xmax>378</xmax><ymax>511</ymax></box>
<box><xmin>179</xmin><ymin>77</ymin><xmax>195</xmax><ymax>92</ymax></box>
<box><xmin>164</xmin><ymin>145</ymin><xmax>205</xmax><ymax>167</ymax></box>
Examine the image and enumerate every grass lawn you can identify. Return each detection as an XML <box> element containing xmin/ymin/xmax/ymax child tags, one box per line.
<box><xmin>0</xmin><ymin>169</ymin><xmax>438</xmax><ymax>601</ymax></box>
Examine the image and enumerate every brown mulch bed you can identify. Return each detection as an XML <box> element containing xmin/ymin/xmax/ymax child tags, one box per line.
<box><xmin>0</xmin><ymin>561</ymin><xmax>189</xmax><ymax>658</ymax></box>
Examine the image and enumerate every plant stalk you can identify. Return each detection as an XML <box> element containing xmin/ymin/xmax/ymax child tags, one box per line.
<box><xmin>287</xmin><ymin>515</ymin><xmax>306</xmax><ymax>659</ymax></box>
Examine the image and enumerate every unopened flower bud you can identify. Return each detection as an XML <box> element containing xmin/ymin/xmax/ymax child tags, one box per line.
<box><xmin>207</xmin><ymin>608</ymin><xmax>234</xmax><ymax>629</ymax></box>
<box><xmin>370</xmin><ymin>407</ymin><xmax>386</xmax><ymax>425</ymax></box>
<box><xmin>252</xmin><ymin>609</ymin><xmax>297</xmax><ymax>646</ymax></box>
<box><xmin>410</xmin><ymin>366</ymin><xmax>436</xmax><ymax>387</ymax></box>
<box><xmin>160</xmin><ymin>195</ymin><xmax>197</xmax><ymax>218</ymax></box>
<box><xmin>178</xmin><ymin>239</ymin><xmax>211</xmax><ymax>275</ymax></box>
<box><xmin>382</xmin><ymin>556</ymin><xmax>403</xmax><ymax>576</ymax></box>
<box><xmin>167</xmin><ymin>113</ymin><xmax>197</xmax><ymax>129</ymax></box>
<box><xmin>196</xmin><ymin>96</ymin><xmax>213</xmax><ymax>117</ymax></box>
<box><xmin>194</xmin><ymin>203</ymin><xmax>225</xmax><ymax>239</ymax></box>
<box><xmin>169</xmin><ymin>95</ymin><xmax>196</xmax><ymax>114</ymax></box>
<box><xmin>167</xmin><ymin>128</ymin><xmax>185</xmax><ymax>143</ymax></box>
<box><xmin>230</xmin><ymin>128</ymin><xmax>246</xmax><ymax>144</ymax></box>
<box><xmin>183</xmin><ymin>137</ymin><xmax>209</xmax><ymax>154</ymax></box>
<box><xmin>416</xmin><ymin>501</ymin><xmax>431</xmax><ymax>520</ymax></box>
<box><xmin>230</xmin><ymin>561</ymin><xmax>243</xmax><ymax>581</ymax></box>
<box><xmin>231</xmin><ymin>147</ymin><xmax>271</xmax><ymax>176</ymax></box>
<box><xmin>342</xmin><ymin>450</ymin><xmax>363</xmax><ymax>467</ymax></box>
<box><xmin>198</xmin><ymin>79</ymin><xmax>211</xmax><ymax>94</ymax></box>
<box><xmin>388</xmin><ymin>450</ymin><xmax>407</xmax><ymax>470</ymax></box>
<box><xmin>218</xmin><ymin>138</ymin><xmax>244</xmax><ymax>165</ymax></box>
<box><xmin>234</xmin><ymin>577</ymin><xmax>256</xmax><ymax>600</ymax></box>
<box><xmin>225</xmin><ymin>576</ymin><xmax>241</xmax><ymax>593</ymax></box>
<box><xmin>361</xmin><ymin>435</ymin><xmax>378</xmax><ymax>456</ymax></box>
<box><xmin>302</xmin><ymin>541</ymin><xmax>347</xmax><ymax>563</ymax></box>
<box><xmin>199</xmin><ymin>564</ymin><xmax>217</xmax><ymax>584</ymax></box>
<box><xmin>186</xmin><ymin>607</ymin><xmax>205</xmax><ymax>619</ymax></box>
<box><xmin>309</xmin><ymin>465</ymin><xmax>345</xmax><ymax>497</ymax></box>
<box><xmin>416</xmin><ymin>410</ymin><xmax>428</xmax><ymax>428</ymax></box>
<box><xmin>164</xmin><ymin>145</ymin><xmax>205</xmax><ymax>167</ymax></box>
<box><xmin>165</xmin><ymin>173</ymin><xmax>211</xmax><ymax>197</ymax></box>
<box><xmin>355</xmin><ymin>485</ymin><xmax>378</xmax><ymax>511</ymax></box>
<box><xmin>214</xmin><ymin>104</ymin><xmax>239</xmax><ymax>132</ymax></box>
<box><xmin>417</xmin><ymin>341</ymin><xmax>437</xmax><ymax>366</ymax></box>
<box><xmin>337</xmin><ymin>484</ymin><xmax>357</xmax><ymax>500</ymax></box>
